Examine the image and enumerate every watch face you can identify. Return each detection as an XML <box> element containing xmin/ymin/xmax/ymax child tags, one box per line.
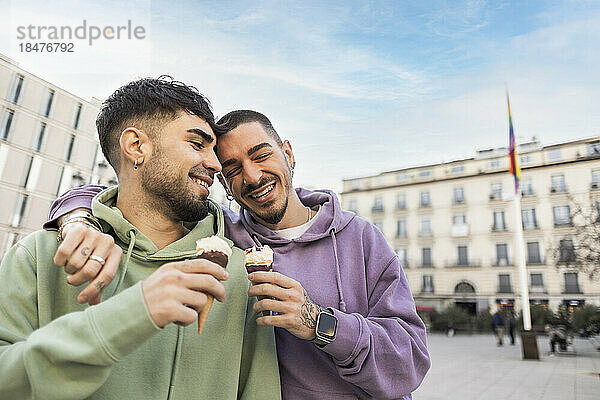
<box><xmin>317</xmin><ymin>313</ymin><xmax>337</xmax><ymax>339</ymax></box>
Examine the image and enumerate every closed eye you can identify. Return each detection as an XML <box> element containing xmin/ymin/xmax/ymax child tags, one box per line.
<box><xmin>190</xmin><ymin>142</ymin><xmax>205</xmax><ymax>151</ymax></box>
<box><xmin>254</xmin><ymin>152</ymin><xmax>271</xmax><ymax>161</ymax></box>
<box><xmin>224</xmin><ymin>167</ymin><xmax>241</xmax><ymax>178</ymax></box>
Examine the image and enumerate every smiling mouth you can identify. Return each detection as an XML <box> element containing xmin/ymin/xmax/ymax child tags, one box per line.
<box><xmin>190</xmin><ymin>177</ymin><xmax>210</xmax><ymax>190</ymax></box>
<box><xmin>248</xmin><ymin>183</ymin><xmax>275</xmax><ymax>199</ymax></box>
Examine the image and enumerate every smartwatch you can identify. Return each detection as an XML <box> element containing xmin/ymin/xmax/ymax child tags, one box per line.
<box><xmin>312</xmin><ymin>308</ymin><xmax>338</xmax><ymax>347</ymax></box>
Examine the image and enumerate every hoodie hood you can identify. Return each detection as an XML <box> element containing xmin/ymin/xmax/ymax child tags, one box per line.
<box><xmin>92</xmin><ymin>186</ymin><xmax>232</xmax><ymax>262</ymax></box>
<box><xmin>239</xmin><ymin>187</ymin><xmax>355</xmax><ymax>245</ymax></box>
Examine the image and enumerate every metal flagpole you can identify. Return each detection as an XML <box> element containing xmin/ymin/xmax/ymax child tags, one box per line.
<box><xmin>507</xmin><ymin>88</ymin><xmax>539</xmax><ymax>359</ymax></box>
<box><xmin>512</xmin><ymin>192</ymin><xmax>531</xmax><ymax>330</ymax></box>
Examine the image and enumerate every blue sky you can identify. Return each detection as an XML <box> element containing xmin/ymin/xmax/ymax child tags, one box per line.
<box><xmin>1</xmin><ymin>0</ymin><xmax>599</xmax><ymax>192</ymax></box>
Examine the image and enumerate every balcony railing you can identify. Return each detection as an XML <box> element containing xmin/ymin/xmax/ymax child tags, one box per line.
<box><xmin>554</xmin><ymin>220</ymin><xmax>572</xmax><ymax>227</ymax></box>
<box><xmin>492</xmin><ymin>259</ymin><xmax>512</xmax><ymax>267</ymax></box>
<box><xmin>563</xmin><ymin>286</ymin><xmax>582</xmax><ymax>294</ymax></box>
<box><xmin>451</xmin><ymin>224</ymin><xmax>469</xmax><ymax>237</ymax></box>
<box><xmin>526</xmin><ymin>258</ymin><xmax>544</xmax><ymax>265</ymax></box>
<box><xmin>497</xmin><ymin>286</ymin><xmax>513</xmax><ymax>294</ymax></box>
<box><xmin>491</xmin><ymin>225</ymin><xmax>507</xmax><ymax>232</ymax></box>
<box><xmin>550</xmin><ymin>186</ymin><xmax>567</xmax><ymax>194</ymax></box>
<box><xmin>371</xmin><ymin>206</ymin><xmax>384</xmax><ymax>213</ymax></box>
<box><xmin>529</xmin><ymin>286</ymin><xmax>546</xmax><ymax>294</ymax></box>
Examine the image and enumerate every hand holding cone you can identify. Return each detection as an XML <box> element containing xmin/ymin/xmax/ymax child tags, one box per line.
<box><xmin>195</xmin><ymin>236</ymin><xmax>231</xmax><ymax>334</ymax></box>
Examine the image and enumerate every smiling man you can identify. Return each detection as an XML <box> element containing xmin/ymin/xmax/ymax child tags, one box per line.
<box><xmin>0</xmin><ymin>78</ymin><xmax>280</xmax><ymax>400</ymax></box>
<box><xmin>43</xmin><ymin>110</ymin><xmax>430</xmax><ymax>399</ymax></box>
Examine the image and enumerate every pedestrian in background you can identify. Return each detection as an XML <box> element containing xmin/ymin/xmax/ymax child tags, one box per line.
<box><xmin>492</xmin><ymin>310</ymin><xmax>505</xmax><ymax>346</ymax></box>
<box><xmin>508</xmin><ymin>311</ymin><xmax>516</xmax><ymax>345</ymax></box>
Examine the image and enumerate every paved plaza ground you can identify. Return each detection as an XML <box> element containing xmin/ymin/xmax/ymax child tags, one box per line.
<box><xmin>413</xmin><ymin>333</ymin><xmax>599</xmax><ymax>400</ymax></box>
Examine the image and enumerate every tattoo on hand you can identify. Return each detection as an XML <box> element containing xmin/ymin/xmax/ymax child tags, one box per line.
<box><xmin>81</xmin><ymin>247</ymin><xmax>90</xmax><ymax>257</ymax></box>
<box><xmin>300</xmin><ymin>289</ymin><xmax>322</xmax><ymax>330</ymax></box>
<box><xmin>95</xmin><ymin>281</ymin><xmax>106</xmax><ymax>291</ymax></box>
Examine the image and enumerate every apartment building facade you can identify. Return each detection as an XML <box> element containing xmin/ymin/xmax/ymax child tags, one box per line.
<box><xmin>341</xmin><ymin>137</ymin><xmax>600</xmax><ymax>314</ymax></box>
<box><xmin>0</xmin><ymin>54</ymin><xmax>116</xmax><ymax>257</ymax></box>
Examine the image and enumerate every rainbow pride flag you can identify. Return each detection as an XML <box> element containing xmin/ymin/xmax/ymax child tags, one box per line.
<box><xmin>507</xmin><ymin>91</ymin><xmax>521</xmax><ymax>193</ymax></box>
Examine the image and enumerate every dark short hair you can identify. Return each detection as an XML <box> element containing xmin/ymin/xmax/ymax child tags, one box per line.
<box><xmin>96</xmin><ymin>75</ymin><xmax>215</xmax><ymax>173</ymax></box>
<box><xmin>216</xmin><ymin>110</ymin><xmax>283</xmax><ymax>146</ymax></box>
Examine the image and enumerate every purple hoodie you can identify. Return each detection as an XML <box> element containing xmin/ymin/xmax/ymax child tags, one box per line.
<box><xmin>46</xmin><ymin>186</ymin><xmax>430</xmax><ymax>399</ymax></box>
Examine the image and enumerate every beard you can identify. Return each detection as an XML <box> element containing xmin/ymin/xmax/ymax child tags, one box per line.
<box><xmin>241</xmin><ymin>166</ymin><xmax>293</xmax><ymax>225</ymax></box>
<box><xmin>140</xmin><ymin>147</ymin><xmax>209</xmax><ymax>222</ymax></box>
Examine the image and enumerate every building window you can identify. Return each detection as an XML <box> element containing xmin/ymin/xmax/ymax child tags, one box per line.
<box><xmin>9</xmin><ymin>74</ymin><xmax>24</xmax><ymax>104</ymax></box>
<box><xmin>422</xmin><ymin>275</ymin><xmax>434</xmax><ymax>293</ymax></box>
<box><xmin>527</xmin><ymin>242</ymin><xmax>542</xmax><ymax>264</ymax></box>
<box><xmin>396</xmin><ymin>219</ymin><xmax>407</xmax><ymax>238</ymax></box>
<box><xmin>521</xmin><ymin>178</ymin><xmax>534</xmax><ymax>196</ymax></box>
<box><xmin>372</xmin><ymin>197</ymin><xmax>384</xmax><ymax>212</ymax></box>
<box><xmin>498</xmin><ymin>274</ymin><xmax>512</xmax><ymax>293</ymax></box>
<box><xmin>553</xmin><ymin>205</ymin><xmax>571</xmax><ymax>226</ymax></box>
<box><xmin>558</xmin><ymin>239</ymin><xmax>576</xmax><ymax>263</ymax></box>
<box><xmin>420</xmin><ymin>191</ymin><xmax>430</xmax><ymax>207</ymax></box>
<box><xmin>493</xmin><ymin>211</ymin><xmax>506</xmax><ymax>231</ymax></box>
<box><xmin>420</xmin><ymin>218</ymin><xmax>432</xmax><ymax>236</ymax></box>
<box><xmin>530</xmin><ymin>273</ymin><xmax>544</xmax><ymax>292</ymax></box>
<box><xmin>396</xmin><ymin>193</ymin><xmax>406</xmax><ymax>210</ymax></box>
<box><xmin>348</xmin><ymin>199</ymin><xmax>357</xmax><ymax>213</ymax></box>
<box><xmin>396</xmin><ymin>248</ymin><xmax>408</xmax><ymax>267</ymax></box>
<box><xmin>453</xmin><ymin>187</ymin><xmax>465</xmax><ymax>203</ymax></box>
<box><xmin>65</xmin><ymin>135</ymin><xmax>75</xmax><ymax>162</ymax></box>
<box><xmin>550</xmin><ymin>174</ymin><xmax>566</xmax><ymax>193</ymax></box>
<box><xmin>488</xmin><ymin>159</ymin><xmax>501</xmax><ymax>169</ymax></box>
<box><xmin>1</xmin><ymin>109</ymin><xmax>15</xmax><ymax>141</ymax></box>
<box><xmin>587</xmin><ymin>141</ymin><xmax>600</xmax><ymax>156</ymax></box>
<box><xmin>453</xmin><ymin>214</ymin><xmax>466</xmax><ymax>225</ymax></box>
<box><xmin>450</xmin><ymin>164</ymin><xmax>465</xmax><ymax>174</ymax></box>
<box><xmin>72</xmin><ymin>102</ymin><xmax>83</xmax><ymax>129</ymax></box>
<box><xmin>421</xmin><ymin>247</ymin><xmax>432</xmax><ymax>267</ymax></box>
<box><xmin>33</xmin><ymin>122</ymin><xmax>46</xmax><ymax>152</ymax></box>
<box><xmin>592</xmin><ymin>169</ymin><xmax>600</xmax><ymax>189</ymax></box>
<box><xmin>522</xmin><ymin>208</ymin><xmax>537</xmax><ymax>230</ymax></box>
<box><xmin>396</xmin><ymin>172</ymin><xmax>408</xmax><ymax>182</ymax></box>
<box><xmin>42</xmin><ymin>89</ymin><xmax>55</xmax><ymax>117</ymax></box>
<box><xmin>519</xmin><ymin>154</ymin><xmax>532</xmax><ymax>165</ymax></box>
<box><xmin>373</xmin><ymin>220</ymin><xmax>383</xmax><ymax>232</ymax></box>
<box><xmin>11</xmin><ymin>193</ymin><xmax>29</xmax><ymax>227</ymax></box>
<box><xmin>547</xmin><ymin>148</ymin><xmax>562</xmax><ymax>162</ymax></box>
<box><xmin>418</xmin><ymin>169</ymin><xmax>432</xmax><ymax>178</ymax></box>
<box><xmin>455</xmin><ymin>281</ymin><xmax>475</xmax><ymax>294</ymax></box>
<box><xmin>22</xmin><ymin>156</ymin><xmax>34</xmax><ymax>188</ymax></box>
<box><xmin>490</xmin><ymin>183</ymin><xmax>502</xmax><ymax>200</ymax></box>
<box><xmin>457</xmin><ymin>246</ymin><xmax>469</xmax><ymax>266</ymax></box>
<box><xmin>496</xmin><ymin>243</ymin><xmax>509</xmax><ymax>265</ymax></box>
<box><xmin>563</xmin><ymin>272</ymin><xmax>580</xmax><ymax>294</ymax></box>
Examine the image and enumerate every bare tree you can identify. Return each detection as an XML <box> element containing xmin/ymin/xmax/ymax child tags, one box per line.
<box><xmin>550</xmin><ymin>194</ymin><xmax>600</xmax><ymax>280</ymax></box>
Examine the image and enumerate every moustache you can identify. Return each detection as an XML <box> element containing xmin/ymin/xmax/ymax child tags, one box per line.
<box><xmin>189</xmin><ymin>166</ymin><xmax>214</xmax><ymax>180</ymax></box>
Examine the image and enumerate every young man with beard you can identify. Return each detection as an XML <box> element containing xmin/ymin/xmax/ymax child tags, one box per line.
<box><xmin>45</xmin><ymin>111</ymin><xmax>430</xmax><ymax>399</ymax></box>
<box><xmin>0</xmin><ymin>79</ymin><xmax>280</xmax><ymax>400</ymax></box>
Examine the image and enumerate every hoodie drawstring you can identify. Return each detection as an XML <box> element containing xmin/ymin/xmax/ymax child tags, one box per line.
<box><xmin>329</xmin><ymin>228</ymin><xmax>346</xmax><ymax>312</ymax></box>
<box><xmin>107</xmin><ymin>229</ymin><xmax>136</xmax><ymax>298</ymax></box>
<box><xmin>251</xmin><ymin>233</ymin><xmax>262</xmax><ymax>247</ymax></box>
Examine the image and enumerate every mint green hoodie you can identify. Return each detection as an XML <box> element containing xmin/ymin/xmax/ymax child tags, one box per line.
<box><xmin>0</xmin><ymin>187</ymin><xmax>281</xmax><ymax>400</ymax></box>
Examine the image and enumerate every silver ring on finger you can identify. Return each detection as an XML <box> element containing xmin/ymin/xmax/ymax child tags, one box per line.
<box><xmin>89</xmin><ymin>254</ymin><xmax>106</xmax><ymax>266</ymax></box>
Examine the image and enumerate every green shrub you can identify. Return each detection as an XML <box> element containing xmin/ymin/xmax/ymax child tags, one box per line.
<box><xmin>430</xmin><ymin>306</ymin><xmax>471</xmax><ymax>332</ymax></box>
<box><xmin>474</xmin><ymin>310</ymin><xmax>493</xmax><ymax>332</ymax></box>
<box><xmin>517</xmin><ymin>304</ymin><xmax>554</xmax><ymax>330</ymax></box>
<box><xmin>571</xmin><ymin>305</ymin><xmax>600</xmax><ymax>331</ymax></box>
